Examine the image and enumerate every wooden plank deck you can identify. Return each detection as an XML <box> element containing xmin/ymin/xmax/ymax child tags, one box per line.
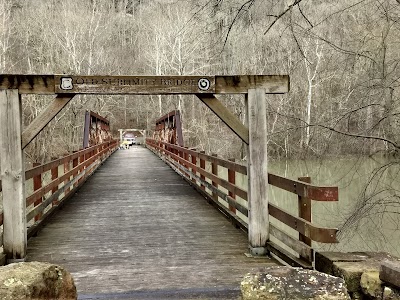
<box><xmin>27</xmin><ymin>146</ymin><xmax>277</xmax><ymax>299</ymax></box>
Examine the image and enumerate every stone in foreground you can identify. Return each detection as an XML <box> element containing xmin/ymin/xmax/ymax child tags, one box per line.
<box><xmin>360</xmin><ymin>271</ymin><xmax>383</xmax><ymax>298</ymax></box>
<box><xmin>241</xmin><ymin>266</ymin><xmax>350</xmax><ymax>300</ymax></box>
<box><xmin>0</xmin><ymin>262</ymin><xmax>77</xmax><ymax>300</ymax></box>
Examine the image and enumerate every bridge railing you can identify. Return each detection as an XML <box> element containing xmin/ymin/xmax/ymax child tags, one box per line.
<box><xmin>146</xmin><ymin>138</ymin><xmax>339</xmax><ymax>268</ymax></box>
<box><xmin>0</xmin><ymin>139</ymin><xmax>119</xmax><ymax>246</ymax></box>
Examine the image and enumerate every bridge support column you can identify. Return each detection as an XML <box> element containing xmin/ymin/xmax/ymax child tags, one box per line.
<box><xmin>0</xmin><ymin>89</ymin><xmax>27</xmax><ymax>262</ymax></box>
<box><xmin>247</xmin><ymin>88</ymin><xmax>269</xmax><ymax>256</ymax></box>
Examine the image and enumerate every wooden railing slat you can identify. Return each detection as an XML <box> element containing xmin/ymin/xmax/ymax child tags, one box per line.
<box><xmin>164</xmin><ymin>154</ymin><xmax>249</xmax><ymax>228</ymax></box>
<box><xmin>147</xmin><ymin>143</ymin><xmax>249</xmax><ymax>217</ymax></box>
<box><xmin>26</xmin><ymin>160</ymin><xmax>98</xmax><ymax>222</ymax></box>
<box><xmin>151</xmin><ymin>140</ymin><xmax>247</xmax><ymax>175</ymax></box>
<box><xmin>266</xmin><ymin>241</ymin><xmax>312</xmax><ymax>269</ymax></box>
<box><xmin>25</xmin><ymin>141</ymin><xmax>114</xmax><ymax>180</ymax></box>
<box><xmin>269</xmin><ymin>203</ymin><xmax>338</xmax><ymax>243</ymax></box>
<box><xmin>269</xmin><ymin>224</ymin><xmax>313</xmax><ymax>262</ymax></box>
<box><xmin>268</xmin><ymin>173</ymin><xmax>338</xmax><ymax>202</ymax></box>
<box><xmin>146</xmin><ymin>138</ymin><xmax>339</xmax><ymax>247</ymax></box>
<box><xmin>26</xmin><ymin>142</ymin><xmax>116</xmax><ymax>207</ymax></box>
<box><xmin>151</xmin><ymin>141</ymin><xmax>248</xmax><ymax>200</ymax></box>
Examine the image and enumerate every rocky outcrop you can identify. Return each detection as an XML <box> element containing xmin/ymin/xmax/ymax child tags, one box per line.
<box><xmin>0</xmin><ymin>262</ymin><xmax>76</xmax><ymax>300</ymax></box>
<box><xmin>241</xmin><ymin>266</ymin><xmax>350</xmax><ymax>300</ymax></box>
<box><xmin>316</xmin><ymin>252</ymin><xmax>400</xmax><ymax>300</ymax></box>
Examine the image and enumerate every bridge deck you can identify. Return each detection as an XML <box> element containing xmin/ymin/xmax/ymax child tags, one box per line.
<box><xmin>27</xmin><ymin>147</ymin><xmax>276</xmax><ymax>298</ymax></box>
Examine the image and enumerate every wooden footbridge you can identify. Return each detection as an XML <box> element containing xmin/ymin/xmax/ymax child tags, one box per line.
<box><xmin>0</xmin><ymin>74</ymin><xmax>339</xmax><ymax>298</ymax></box>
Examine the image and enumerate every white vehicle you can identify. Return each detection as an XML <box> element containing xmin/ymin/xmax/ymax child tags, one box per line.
<box><xmin>124</xmin><ymin>137</ymin><xmax>136</xmax><ymax>146</ymax></box>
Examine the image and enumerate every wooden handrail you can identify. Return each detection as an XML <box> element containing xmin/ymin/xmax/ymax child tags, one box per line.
<box><xmin>0</xmin><ymin>139</ymin><xmax>117</xmax><ymax>251</ymax></box>
<box><xmin>154</xmin><ymin>140</ymin><xmax>247</xmax><ymax>175</ymax></box>
<box><xmin>25</xmin><ymin>140</ymin><xmax>115</xmax><ymax>180</ymax></box>
<box><xmin>149</xmin><ymin>140</ymin><xmax>248</xmax><ymax>200</ymax></box>
<box><xmin>0</xmin><ymin>141</ymin><xmax>116</xmax><ymax>193</ymax></box>
<box><xmin>25</xmin><ymin>140</ymin><xmax>119</xmax><ymax>236</ymax></box>
<box><xmin>146</xmin><ymin>138</ymin><xmax>343</xmax><ymax>268</ymax></box>
<box><xmin>25</xmin><ymin>142</ymin><xmax>116</xmax><ymax>207</ymax></box>
<box><xmin>146</xmin><ymin>139</ymin><xmax>337</xmax><ymax>201</ymax></box>
<box><xmin>268</xmin><ymin>203</ymin><xmax>337</xmax><ymax>243</ymax></box>
<box><xmin>268</xmin><ymin>174</ymin><xmax>338</xmax><ymax>202</ymax></box>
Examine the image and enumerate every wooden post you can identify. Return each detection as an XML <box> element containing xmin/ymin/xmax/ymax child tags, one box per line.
<box><xmin>51</xmin><ymin>164</ymin><xmax>59</xmax><ymax>206</ymax></box>
<box><xmin>199</xmin><ymin>151</ymin><xmax>206</xmax><ymax>191</ymax></box>
<box><xmin>183</xmin><ymin>147</ymin><xmax>190</xmax><ymax>179</ymax></box>
<box><xmin>73</xmin><ymin>153</ymin><xmax>79</xmax><ymax>188</ymax></box>
<box><xmin>78</xmin><ymin>151</ymin><xmax>84</xmax><ymax>184</ymax></box>
<box><xmin>191</xmin><ymin>149</ymin><xmax>197</xmax><ymax>184</ymax></box>
<box><xmin>0</xmin><ymin>89</ymin><xmax>27</xmax><ymax>261</ymax></box>
<box><xmin>64</xmin><ymin>160</ymin><xmax>70</xmax><ymax>196</ymax></box>
<box><xmin>211</xmin><ymin>154</ymin><xmax>218</xmax><ymax>202</ymax></box>
<box><xmin>183</xmin><ymin>148</ymin><xmax>189</xmax><ymax>167</ymax></box>
<box><xmin>228</xmin><ymin>158</ymin><xmax>236</xmax><ymax>213</ymax></box>
<box><xmin>33</xmin><ymin>162</ymin><xmax>43</xmax><ymax>222</ymax></box>
<box><xmin>247</xmin><ymin>88</ymin><xmax>269</xmax><ymax>256</ymax></box>
<box><xmin>298</xmin><ymin>177</ymin><xmax>312</xmax><ymax>247</ymax></box>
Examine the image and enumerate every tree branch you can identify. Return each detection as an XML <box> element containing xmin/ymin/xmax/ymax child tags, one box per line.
<box><xmin>314</xmin><ymin>124</ymin><xmax>399</xmax><ymax>150</ymax></box>
<box><xmin>264</xmin><ymin>0</ymin><xmax>304</xmax><ymax>35</ymax></box>
<box><xmin>269</xmin><ymin>110</ymin><xmax>400</xmax><ymax>150</ymax></box>
<box><xmin>222</xmin><ymin>0</ymin><xmax>254</xmax><ymax>49</ymax></box>
<box><xmin>298</xmin><ymin>2</ymin><xmax>313</xmax><ymax>27</ymax></box>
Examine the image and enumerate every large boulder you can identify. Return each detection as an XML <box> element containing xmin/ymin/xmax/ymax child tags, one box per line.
<box><xmin>241</xmin><ymin>266</ymin><xmax>350</xmax><ymax>300</ymax></box>
<box><xmin>0</xmin><ymin>262</ymin><xmax>76</xmax><ymax>300</ymax></box>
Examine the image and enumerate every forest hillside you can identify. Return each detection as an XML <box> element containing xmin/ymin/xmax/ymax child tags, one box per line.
<box><xmin>1</xmin><ymin>0</ymin><xmax>399</xmax><ymax>162</ymax></box>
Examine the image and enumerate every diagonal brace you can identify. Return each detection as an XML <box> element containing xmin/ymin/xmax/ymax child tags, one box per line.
<box><xmin>22</xmin><ymin>94</ymin><xmax>76</xmax><ymax>149</ymax></box>
<box><xmin>196</xmin><ymin>94</ymin><xmax>249</xmax><ymax>144</ymax></box>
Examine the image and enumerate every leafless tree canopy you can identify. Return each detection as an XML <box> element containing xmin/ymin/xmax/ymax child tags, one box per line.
<box><xmin>1</xmin><ymin>0</ymin><xmax>400</xmax><ymax>249</ymax></box>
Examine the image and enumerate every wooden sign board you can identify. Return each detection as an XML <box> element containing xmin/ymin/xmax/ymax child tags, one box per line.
<box><xmin>54</xmin><ymin>75</ymin><xmax>216</xmax><ymax>94</ymax></box>
<box><xmin>0</xmin><ymin>74</ymin><xmax>289</xmax><ymax>94</ymax></box>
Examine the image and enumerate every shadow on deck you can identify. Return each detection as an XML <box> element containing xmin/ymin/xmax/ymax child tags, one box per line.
<box><xmin>27</xmin><ymin>146</ymin><xmax>276</xmax><ymax>298</ymax></box>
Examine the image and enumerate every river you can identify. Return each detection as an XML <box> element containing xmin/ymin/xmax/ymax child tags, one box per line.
<box><xmin>267</xmin><ymin>155</ymin><xmax>400</xmax><ymax>256</ymax></box>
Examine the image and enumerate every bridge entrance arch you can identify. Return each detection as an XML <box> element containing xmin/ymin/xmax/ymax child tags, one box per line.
<box><xmin>0</xmin><ymin>74</ymin><xmax>289</xmax><ymax>262</ymax></box>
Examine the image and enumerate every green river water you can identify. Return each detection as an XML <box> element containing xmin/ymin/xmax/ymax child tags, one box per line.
<box><xmin>267</xmin><ymin>155</ymin><xmax>400</xmax><ymax>256</ymax></box>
